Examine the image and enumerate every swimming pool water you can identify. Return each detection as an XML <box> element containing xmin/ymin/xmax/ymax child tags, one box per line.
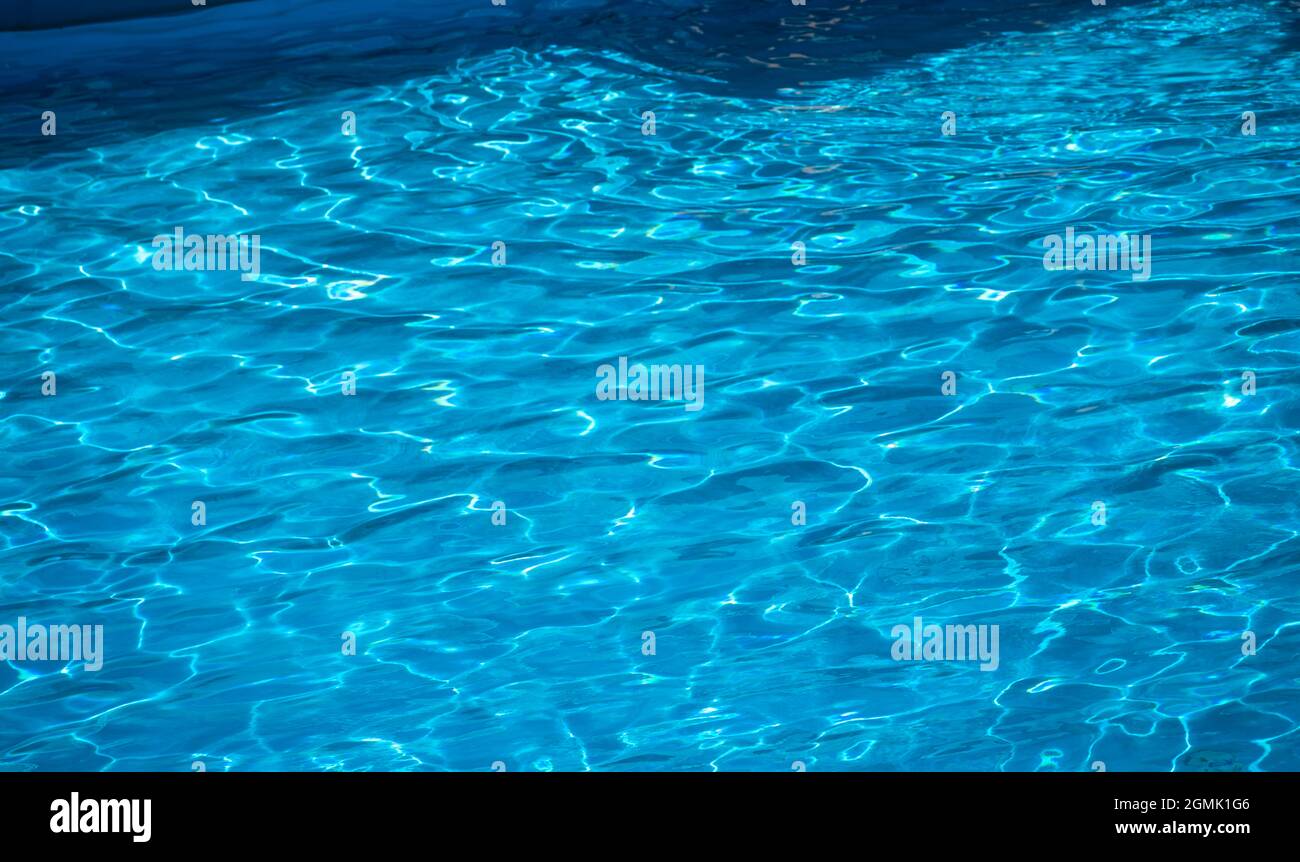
<box><xmin>0</xmin><ymin>0</ymin><xmax>1298</xmax><ymax>771</ymax></box>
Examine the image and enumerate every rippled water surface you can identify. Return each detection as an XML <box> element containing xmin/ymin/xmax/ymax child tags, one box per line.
<box><xmin>1</xmin><ymin>0</ymin><xmax>1298</xmax><ymax>771</ymax></box>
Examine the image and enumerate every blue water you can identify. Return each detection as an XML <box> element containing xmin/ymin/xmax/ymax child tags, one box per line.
<box><xmin>1</xmin><ymin>0</ymin><xmax>1298</xmax><ymax>772</ymax></box>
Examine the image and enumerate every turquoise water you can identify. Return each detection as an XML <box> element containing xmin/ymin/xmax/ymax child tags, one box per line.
<box><xmin>1</xmin><ymin>0</ymin><xmax>1298</xmax><ymax>771</ymax></box>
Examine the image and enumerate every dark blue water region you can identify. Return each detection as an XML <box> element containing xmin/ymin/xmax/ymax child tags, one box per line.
<box><xmin>3</xmin><ymin>0</ymin><xmax>255</xmax><ymax>30</ymax></box>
